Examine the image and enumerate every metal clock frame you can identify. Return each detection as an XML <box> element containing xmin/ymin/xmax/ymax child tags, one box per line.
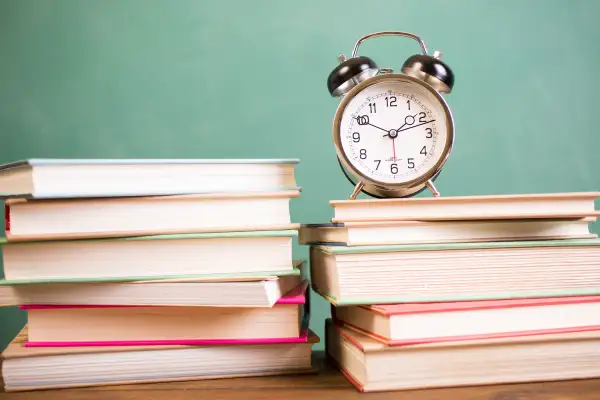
<box><xmin>332</xmin><ymin>73</ymin><xmax>455</xmax><ymax>200</ymax></box>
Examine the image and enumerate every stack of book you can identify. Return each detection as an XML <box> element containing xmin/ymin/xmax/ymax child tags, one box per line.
<box><xmin>0</xmin><ymin>158</ymin><xmax>319</xmax><ymax>392</ymax></box>
<box><xmin>301</xmin><ymin>192</ymin><xmax>600</xmax><ymax>392</ymax></box>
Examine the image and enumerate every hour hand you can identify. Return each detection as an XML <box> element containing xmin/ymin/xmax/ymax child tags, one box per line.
<box><xmin>353</xmin><ymin>116</ymin><xmax>388</xmax><ymax>134</ymax></box>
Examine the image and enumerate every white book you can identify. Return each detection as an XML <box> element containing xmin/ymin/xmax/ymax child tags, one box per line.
<box><xmin>329</xmin><ymin>192</ymin><xmax>600</xmax><ymax>222</ymax></box>
<box><xmin>0</xmin><ymin>158</ymin><xmax>299</xmax><ymax>199</ymax></box>
<box><xmin>0</xmin><ymin>269</ymin><xmax>302</xmax><ymax>307</ymax></box>
<box><xmin>326</xmin><ymin>319</ymin><xmax>600</xmax><ymax>392</ymax></box>
<box><xmin>299</xmin><ymin>218</ymin><xmax>596</xmax><ymax>246</ymax></box>
<box><xmin>2</xmin><ymin>326</ymin><xmax>318</xmax><ymax>392</ymax></box>
<box><xmin>5</xmin><ymin>190</ymin><xmax>300</xmax><ymax>241</ymax></box>
<box><xmin>310</xmin><ymin>238</ymin><xmax>600</xmax><ymax>305</ymax></box>
<box><xmin>1</xmin><ymin>230</ymin><xmax>297</xmax><ymax>281</ymax></box>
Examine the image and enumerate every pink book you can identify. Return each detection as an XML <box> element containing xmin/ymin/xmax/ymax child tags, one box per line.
<box><xmin>333</xmin><ymin>295</ymin><xmax>600</xmax><ymax>346</ymax></box>
<box><xmin>22</xmin><ymin>281</ymin><xmax>312</xmax><ymax>348</ymax></box>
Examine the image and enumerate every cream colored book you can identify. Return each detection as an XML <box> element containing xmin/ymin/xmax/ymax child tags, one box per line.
<box><xmin>2</xmin><ymin>325</ymin><xmax>319</xmax><ymax>392</ymax></box>
<box><xmin>299</xmin><ymin>218</ymin><xmax>596</xmax><ymax>246</ymax></box>
<box><xmin>310</xmin><ymin>238</ymin><xmax>600</xmax><ymax>305</ymax></box>
<box><xmin>326</xmin><ymin>319</ymin><xmax>600</xmax><ymax>392</ymax></box>
<box><xmin>4</xmin><ymin>190</ymin><xmax>300</xmax><ymax>241</ymax></box>
<box><xmin>329</xmin><ymin>191</ymin><xmax>600</xmax><ymax>222</ymax></box>
<box><xmin>0</xmin><ymin>158</ymin><xmax>299</xmax><ymax>199</ymax></box>
<box><xmin>333</xmin><ymin>295</ymin><xmax>600</xmax><ymax>346</ymax></box>
<box><xmin>22</xmin><ymin>281</ymin><xmax>309</xmax><ymax>344</ymax></box>
<box><xmin>0</xmin><ymin>265</ymin><xmax>303</xmax><ymax>307</ymax></box>
<box><xmin>1</xmin><ymin>230</ymin><xmax>297</xmax><ymax>281</ymax></box>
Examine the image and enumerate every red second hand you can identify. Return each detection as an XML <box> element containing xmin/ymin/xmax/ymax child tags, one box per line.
<box><xmin>392</xmin><ymin>138</ymin><xmax>397</xmax><ymax>162</ymax></box>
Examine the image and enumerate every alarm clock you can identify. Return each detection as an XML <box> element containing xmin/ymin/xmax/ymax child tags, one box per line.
<box><xmin>327</xmin><ymin>31</ymin><xmax>455</xmax><ymax>200</ymax></box>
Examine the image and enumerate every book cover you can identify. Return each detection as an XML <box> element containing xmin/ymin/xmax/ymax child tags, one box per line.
<box><xmin>316</xmin><ymin>237</ymin><xmax>600</xmax><ymax>255</ymax></box>
<box><xmin>21</xmin><ymin>281</ymin><xmax>312</xmax><ymax>347</ymax></box>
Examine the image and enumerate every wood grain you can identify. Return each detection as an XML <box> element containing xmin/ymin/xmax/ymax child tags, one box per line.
<box><xmin>2</xmin><ymin>351</ymin><xmax>600</xmax><ymax>399</ymax></box>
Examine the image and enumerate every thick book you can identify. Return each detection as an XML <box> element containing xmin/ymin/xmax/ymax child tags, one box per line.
<box><xmin>329</xmin><ymin>191</ymin><xmax>600</xmax><ymax>222</ymax></box>
<box><xmin>333</xmin><ymin>295</ymin><xmax>600</xmax><ymax>345</ymax></box>
<box><xmin>1</xmin><ymin>229</ymin><xmax>297</xmax><ymax>281</ymax></box>
<box><xmin>0</xmin><ymin>261</ymin><xmax>304</xmax><ymax>307</ymax></box>
<box><xmin>326</xmin><ymin>319</ymin><xmax>600</xmax><ymax>392</ymax></box>
<box><xmin>299</xmin><ymin>218</ymin><xmax>596</xmax><ymax>246</ymax></box>
<box><xmin>20</xmin><ymin>281</ymin><xmax>310</xmax><ymax>346</ymax></box>
<box><xmin>310</xmin><ymin>238</ymin><xmax>600</xmax><ymax>305</ymax></box>
<box><xmin>4</xmin><ymin>190</ymin><xmax>300</xmax><ymax>241</ymax></box>
<box><xmin>1</xmin><ymin>325</ymin><xmax>319</xmax><ymax>392</ymax></box>
<box><xmin>0</xmin><ymin>158</ymin><xmax>300</xmax><ymax>199</ymax></box>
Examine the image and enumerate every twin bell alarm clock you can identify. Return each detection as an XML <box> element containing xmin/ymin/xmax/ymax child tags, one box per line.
<box><xmin>326</xmin><ymin>31</ymin><xmax>455</xmax><ymax>199</ymax></box>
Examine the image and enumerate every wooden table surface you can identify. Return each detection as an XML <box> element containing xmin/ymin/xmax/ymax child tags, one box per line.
<box><xmin>2</xmin><ymin>351</ymin><xmax>600</xmax><ymax>399</ymax></box>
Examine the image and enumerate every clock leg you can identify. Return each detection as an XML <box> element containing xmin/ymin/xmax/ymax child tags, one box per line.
<box><xmin>349</xmin><ymin>181</ymin><xmax>365</xmax><ymax>200</ymax></box>
<box><xmin>426</xmin><ymin>180</ymin><xmax>440</xmax><ymax>197</ymax></box>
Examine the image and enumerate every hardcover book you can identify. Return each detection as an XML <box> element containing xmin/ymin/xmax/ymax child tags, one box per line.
<box><xmin>310</xmin><ymin>238</ymin><xmax>600</xmax><ymax>304</ymax></box>
<box><xmin>0</xmin><ymin>158</ymin><xmax>300</xmax><ymax>198</ymax></box>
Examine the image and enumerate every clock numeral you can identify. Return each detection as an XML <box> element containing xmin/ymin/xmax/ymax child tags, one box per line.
<box><xmin>425</xmin><ymin>127</ymin><xmax>433</xmax><ymax>138</ymax></box>
<box><xmin>418</xmin><ymin>112</ymin><xmax>427</xmax><ymax>123</ymax></box>
<box><xmin>420</xmin><ymin>146</ymin><xmax>427</xmax><ymax>155</ymax></box>
<box><xmin>406</xmin><ymin>99</ymin><xmax>411</xmax><ymax>110</ymax></box>
<box><xmin>385</xmin><ymin>96</ymin><xmax>397</xmax><ymax>107</ymax></box>
<box><xmin>390</xmin><ymin>163</ymin><xmax>398</xmax><ymax>174</ymax></box>
<box><xmin>359</xmin><ymin>149</ymin><xmax>367</xmax><ymax>159</ymax></box>
<box><xmin>373</xmin><ymin>159</ymin><xmax>381</xmax><ymax>170</ymax></box>
<box><xmin>356</xmin><ymin>115</ymin><xmax>369</xmax><ymax>125</ymax></box>
<box><xmin>352</xmin><ymin>132</ymin><xmax>360</xmax><ymax>143</ymax></box>
<box><xmin>368</xmin><ymin>102</ymin><xmax>376</xmax><ymax>113</ymax></box>
<box><xmin>408</xmin><ymin>158</ymin><xmax>415</xmax><ymax>169</ymax></box>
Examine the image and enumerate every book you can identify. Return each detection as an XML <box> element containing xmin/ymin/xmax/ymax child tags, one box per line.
<box><xmin>4</xmin><ymin>190</ymin><xmax>300</xmax><ymax>241</ymax></box>
<box><xmin>333</xmin><ymin>295</ymin><xmax>600</xmax><ymax>346</ymax></box>
<box><xmin>299</xmin><ymin>218</ymin><xmax>596</xmax><ymax>246</ymax></box>
<box><xmin>325</xmin><ymin>319</ymin><xmax>600</xmax><ymax>392</ymax></box>
<box><xmin>310</xmin><ymin>238</ymin><xmax>600</xmax><ymax>305</ymax></box>
<box><xmin>1</xmin><ymin>325</ymin><xmax>319</xmax><ymax>392</ymax></box>
<box><xmin>1</xmin><ymin>229</ymin><xmax>297</xmax><ymax>281</ymax></box>
<box><xmin>0</xmin><ymin>158</ymin><xmax>300</xmax><ymax>199</ymax></box>
<box><xmin>21</xmin><ymin>281</ymin><xmax>310</xmax><ymax>346</ymax></box>
<box><xmin>329</xmin><ymin>192</ymin><xmax>600</xmax><ymax>222</ymax></box>
<box><xmin>0</xmin><ymin>262</ymin><xmax>304</xmax><ymax>307</ymax></box>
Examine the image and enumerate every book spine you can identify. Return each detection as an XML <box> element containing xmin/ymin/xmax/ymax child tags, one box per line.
<box><xmin>4</xmin><ymin>203</ymin><xmax>10</xmax><ymax>233</ymax></box>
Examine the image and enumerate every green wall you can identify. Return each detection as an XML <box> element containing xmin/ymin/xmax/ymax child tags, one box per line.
<box><xmin>1</xmin><ymin>0</ymin><xmax>599</xmax><ymax>350</ymax></box>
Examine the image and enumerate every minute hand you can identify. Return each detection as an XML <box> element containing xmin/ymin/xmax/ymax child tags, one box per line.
<box><xmin>398</xmin><ymin>119</ymin><xmax>435</xmax><ymax>133</ymax></box>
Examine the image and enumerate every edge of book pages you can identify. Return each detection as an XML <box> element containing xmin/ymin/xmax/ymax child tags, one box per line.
<box><xmin>332</xmin><ymin>211</ymin><xmax>600</xmax><ymax>222</ymax></box>
<box><xmin>315</xmin><ymin>237</ymin><xmax>600</xmax><ymax>255</ymax></box>
<box><xmin>0</xmin><ymin>158</ymin><xmax>301</xmax><ymax>170</ymax></box>
<box><xmin>327</xmin><ymin>318</ymin><xmax>600</xmax><ymax>352</ymax></box>
<box><xmin>324</xmin><ymin>319</ymin><xmax>600</xmax><ymax>392</ymax></box>
<box><xmin>19</xmin><ymin>280</ymin><xmax>310</xmax><ymax>310</ymax></box>
<box><xmin>5</xmin><ymin>223</ymin><xmax>303</xmax><ymax>243</ymax></box>
<box><xmin>2</xmin><ymin>325</ymin><xmax>320</xmax><ymax>358</ymax></box>
<box><xmin>1</xmin><ymin>187</ymin><xmax>304</xmax><ymax>200</ymax></box>
<box><xmin>6</xmin><ymin>189</ymin><xmax>302</xmax><ymax>204</ymax></box>
<box><xmin>329</xmin><ymin>191</ymin><xmax>600</xmax><ymax>205</ymax></box>
<box><xmin>1</xmin><ymin>325</ymin><xmax>320</xmax><ymax>392</ymax></box>
<box><xmin>312</xmin><ymin>284</ymin><xmax>600</xmax><ymax>305</ymax></box>
<box><xmin>303</xmin><ymin>216</ymin><xmax>598</xmax><ymax>228</ymax></box>
<box><xmin>0</xmin><ymin>228</ymin><xmax>299</xmax><ymax>246</ymax></box>
<box><xmin>360</xmin><ymin>293</ymin><xmax>600</xmax><ymax>315</ymax></box>
<box><xmin>0</xmin><ymin>260</ymin><xmax>304</xmax><ymax>287</ymax></box>
<box><xmin>2</xmin><ymin>366</ymin><xmax>320</xmax><ymax>392</ymax></box>
<box><xmin>337</xmin><ymin>318</ymin><xmax>600</xmax><ymax>347</ymax></box>
<box><xmin>19</xmin><ymin>281</ymin><xmax>312</xmax><ymax>347</ymax></box>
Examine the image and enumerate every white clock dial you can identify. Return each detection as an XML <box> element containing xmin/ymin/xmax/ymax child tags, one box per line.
<box><xmin>337</xmin><ymin>77</ymin><xmax>451</xmax><ymax>185</ymax></box>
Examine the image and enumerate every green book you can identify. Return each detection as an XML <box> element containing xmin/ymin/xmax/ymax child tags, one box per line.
<box><xmin>310</xmin><ymin>238</ymin><xmax>600</xmax><ymax>305</ymax></box>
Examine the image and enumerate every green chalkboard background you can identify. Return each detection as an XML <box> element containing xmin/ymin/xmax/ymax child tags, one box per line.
<box><xmin>1</xmin><ymin>0</ymin><xmax>599</xmax><ymax>350</ymax></box>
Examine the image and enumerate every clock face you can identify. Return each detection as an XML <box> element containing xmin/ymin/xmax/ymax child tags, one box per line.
<box><xmin>336</xmin><ymin>75</ymin><xmax>452</xmax><ymax>186</ymax></box>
